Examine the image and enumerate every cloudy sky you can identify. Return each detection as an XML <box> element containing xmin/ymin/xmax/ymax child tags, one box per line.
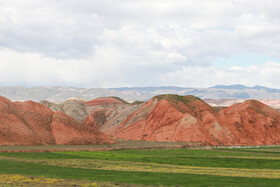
<box><xmin>0</xmin><ymin>0</ymin><xmax>280</xmax><ymax>88</ymax></box>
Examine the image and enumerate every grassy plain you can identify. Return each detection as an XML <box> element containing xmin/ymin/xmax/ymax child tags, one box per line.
<box><xmin>0</xmin><ymin>145</ymin><xmax>280</xmax><ymax>186</ymax></box>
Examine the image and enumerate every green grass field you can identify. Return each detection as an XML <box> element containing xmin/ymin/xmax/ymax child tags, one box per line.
<box><xmin>1</xmin><ymin>147</ymin><xmax>280</xmax><ymax>186</ymax></box>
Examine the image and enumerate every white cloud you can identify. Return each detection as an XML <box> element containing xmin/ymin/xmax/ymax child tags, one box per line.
<box><xmin>0</xmin><ymin>0</ymin><xmax>280</xmax><ymax>87</ymax></box>
<box><xmin>1</xmin><ymin>48</ymin><xmax>280</xmax><ymax>88</ymax></box>
<box><xmin>161</xmin><ymin>62</ymin><xmax>280</xmax><ymax>88</ymax></box>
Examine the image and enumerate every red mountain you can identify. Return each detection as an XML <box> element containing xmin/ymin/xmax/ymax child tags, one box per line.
<box><xmin>81</xmin><ymin>97</ymin><xmax>126</xmax><ymax>107</ymax></box>
<box><xmin>219</xmin><ymin>100</ymin><xmax>280</xmax><ymax>145</ymax></box>
<box><xmin>0</xmin><ymin>96</ymin><xmax>114</xmax><ymax>145</ymax></box>
<box><xmin>104</xmin><ymin>95</ymin><xmax>280</xmax><ymax>146</ymax></box>
<box><xmin>5</xmin><ymin>93</ymin><xmax>280</xmax><ymax>146</ymax></box>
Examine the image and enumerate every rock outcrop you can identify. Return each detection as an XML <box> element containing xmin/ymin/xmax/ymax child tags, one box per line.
<box><xmin>84</xmin><ymin>104</ymin><xmax>143</xmax><ymax>133</ymax></box>
<box><xmin>40</xmin><ymin>100</ymin><xmax>88</xmax><ymax>122</ymax></box>
<box><xmin>40</xmin><ymin>97</ymin><xmax>142</xmax><ymax>136</ymax></box>
<box><xmin>40</xmin><ymin>97</ymin><xmax>130</xmax><ymax>123</ymax></box>
<box><xmin>0</xmin><ymin>96</ymin><xmax>114</xmax><ymax>145</ymax></box>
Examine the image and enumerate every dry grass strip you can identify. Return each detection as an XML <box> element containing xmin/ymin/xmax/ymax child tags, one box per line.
<box><xmin>1</xmin><ymin>155</ymin><xmax>280</xmax><ymax>179</ymax></box>
<box><xmin>37</xmin><ymin>159</ymin><xmax>280</xmax><ymax>179</ymax></box>
<box><xmin>0</xmin><ymin>174</ymin><xmax>98</xmax><ymax>186</ymax></box>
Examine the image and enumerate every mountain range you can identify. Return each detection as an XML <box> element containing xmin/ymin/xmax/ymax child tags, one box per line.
<box><xmin>2</xmin><ymin>94</ymin><xmax>280</xmax><ymax>146</ymax></box>
<box><xmin>1</xmin><ymin>84</ymin><xmax>280</xmax><ymax>102</ymax></box>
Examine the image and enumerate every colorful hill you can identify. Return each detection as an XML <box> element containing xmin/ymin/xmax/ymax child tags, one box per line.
<box><xmin>101</xmin><ymin>95</ymin><xmax>280</xmax><ymax>146</ymax></box>
<box><xmin>81</xmin><ymin>97</ymin><xmax>127</xmax><ymax>106</ymax></box>
<box><xmin>0</xmin><ymin>96</ymin><xmax>114</xmax><ymax>145</ymax></box>
<box><xmin>3</xmin><ymin>94</ymin><xmax>280</xmax><ymax>146</ymax></box>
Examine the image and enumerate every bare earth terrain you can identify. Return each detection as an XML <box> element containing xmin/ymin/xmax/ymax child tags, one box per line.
<box><xmin>2</xmin><ymin>94</ymin><xmax>280</xmax><ymax>147</ymax></box>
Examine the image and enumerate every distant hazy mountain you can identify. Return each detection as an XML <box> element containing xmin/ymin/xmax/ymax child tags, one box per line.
<box><xmin>211</xmin><ymin>84</ymin><xmax>280</xmax><ymax>91</ymax></box>
<box><xmin>211</xmin><ymin>84</ymin><xmax>251</xmax><ymax>90</ymax></box>
<box><xmin>1</xmin><ymin>84</ymin><xmax>280</xmax><ymax>102</ymax></box>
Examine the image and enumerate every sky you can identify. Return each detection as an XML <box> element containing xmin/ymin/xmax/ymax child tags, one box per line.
<box><xmin>0</xmin><ymin>0</ymin><xmax>280</xmax><ymax>88</ymax></box>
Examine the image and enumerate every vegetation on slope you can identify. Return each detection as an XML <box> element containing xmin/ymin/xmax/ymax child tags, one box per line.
<box><xmin>152</xmin><ymin>94</ymin><xmax>204</xmax><ymax>104</ymax></box>
<box><xmin>111</xmin><ymin>96</ymin><xmax>129</xmax><ymax>104</ymax></box>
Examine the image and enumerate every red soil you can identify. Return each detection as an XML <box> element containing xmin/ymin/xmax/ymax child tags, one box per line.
<box><xmin>219</xmin><ymin>100</ymin><xmax>280</xmax><ymax>145</ymax></box>
<box><xmin>110</xmin><ymin>96</ymin><xmax>220</xmax><ymax>145</ymax></box>
<box><xmin>106</xmin><ymin>95</ymin><xmax>280</xmax><ymax>146</ymax></box>
<box><xmin>81</xmin><ymin>97</ymin><xmax>124</xmax><ymax>106</ymax></box>
<box><xmin>83</xmin><ymin>108</ymin><xmax>108</xmax><ymax>130</ymax></box>
<box><xmin>2</xmin><ymin>94</ymin><xmax>280</xmax><ymax>147</ymax></box>
<box><xmin>0</xmin><ymin>96</ymin><xmax>114</xmax><ymax>146</ymax></box>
